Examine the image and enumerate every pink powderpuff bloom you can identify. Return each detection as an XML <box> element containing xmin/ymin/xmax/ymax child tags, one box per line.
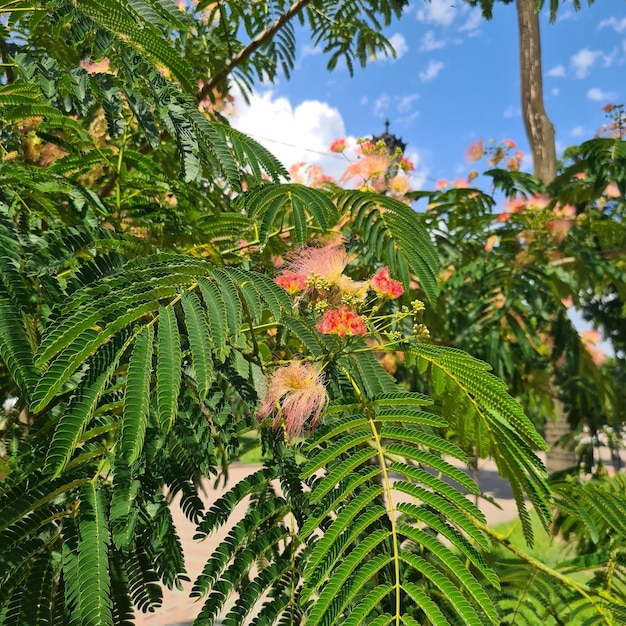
<box><xmin>289</xmin><ymin>162</ymin><xmax>307</xmax><ymax>184</ymax></box>
<box><xmin>506</xmin><ymin>197</ymin><xmax>527</xmax><ymax>214</ymax></box>
<box><xmin>398</xmin><ymin>156</ymin><xmax>415</xmax><ymax>172</ymax></box>
<box><xmin>435</xmin><ymin>179</ymin><xmax>449</xmax><ymax>190</ymax></box>
<box><xmin>547</xmin><ymin>219</ymin><xmax>573</xmax><ymax>243</ymax></box>
<box><xmin>507</xmin><ymin>157</ymin><xmax>520</xmax><ymax>171</ymax></box>
<box><xmin>526</xmin><ymin>194</ymin><xmax>551</xmax><ymax>211</ymax></box>
<box><xmin>465</xmin><ymin>139</ymin><xmax>484</xmax><ymax>163</ymax></box>
<box><xmin>497</xmin><ymin>212</ymin><xmax>511</xmax><ymax>223</ymax></box>
<box><xmin>554</xmin><ymin>203</ymin><xmax>576</xmax><ymax>219</ymax></box>
<box><xmin>388</xmin><ymin>175</ymin><xmax>410</xmax><ymax>197</ymax></box>
<box><xmin>485</xmin><ymin>235</ymin><xmax>499</xmax><ymax>252</ymax></box>
<box><xmin>370</xmin><ymin>267</ymin><xmax>404</xmax><ymax>299</ymax></box>
<box><xmin>257</xmin><ymin>362</ymin><xmax>328</xmax><ymax>439</ymax></box>
<box><xmin>288</xmin><ymin>245</ymin><xmax>349</xmax><ymax>286</ymax></box>
<box><xmin>317</xmin><ymin>307</ymin><xmax>367</xmax><ymax>337</ymax></box>
<box><xmin>580</xmin><ymin>330</ymin><xmax>607</xmax><ymax>366</ymax></box>
<box><xmin>337</xmin><ymin>275</ymin><xmax>369</xmax><ymax>299</ymax></box>
<box><xmin>340</xmin><ymin>154</ymin><xmax>390</xmax><ymax>187</ymax></box>
<box><xmin>330</xmin><ymin>138</ymin><xmax>346</xmax><ymax>153</ymax></box>
<box><xmin>275</xmin><ymin>270</ymin><xmax>307</xmax><ymax>294</ymax></box>
<box><xmin>605</xmin><ymin>183</ymin><xmax>621</xmax><ymax>198</ymax></box>
<box><xmin>503</xmin><ymin>139</ymin><xmax>516</xmax><ymax>149</ymax></box>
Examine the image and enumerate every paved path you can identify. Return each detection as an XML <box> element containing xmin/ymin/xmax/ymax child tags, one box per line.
<box><xmin>134</xmin><ymin>457</ymin><xmax>526</xmax><ymax>626</ymax></box>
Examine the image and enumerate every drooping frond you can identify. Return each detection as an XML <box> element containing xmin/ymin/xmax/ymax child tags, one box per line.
<box><xmin>410</xmin><ymin>343</ymin><xmax>551</xmax><ymax>545</ymax></box>
<box><xmin>333</xmin><ymin>190</ymin><xmax>440</xmax><ymax>304</ymax></box>
<box><xmin>0</xmin><ymin>291</ymin><xmax>39</xmax><ymax>404</ymax></box>
<box><xmin>237</xmin><ymin>183</ymin><xmax>339</xmax><ymax>244</ymax></box>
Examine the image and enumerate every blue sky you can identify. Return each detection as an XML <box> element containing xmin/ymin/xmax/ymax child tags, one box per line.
<box><xmin>231</xmin><ymin>0</ymin><xmax>625</xmax><ymax>188</ymax></box>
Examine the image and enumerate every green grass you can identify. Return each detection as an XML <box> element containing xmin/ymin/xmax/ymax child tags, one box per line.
<box><xmin>491</xmin><ymin>509</ymin><xmax>577</xmax><ymax>569</ymax></box>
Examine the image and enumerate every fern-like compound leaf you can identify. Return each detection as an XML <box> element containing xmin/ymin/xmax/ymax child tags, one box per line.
<box><xmin>334</xmin><ymin>190</ymin><xmax>440</xmax><ymax>304</ymax></box>
<box><xmin>119</xmin><ymin>324</ymin><xmax>154</xmax><ymax>465</ymax></box>
<box><xmin>76</xmin><ymin>482</ymin><xmax>113</xmax><ymax>626</ymax></box>
<box><xmin>181</xmin><ymin>292</ymin><xmax>214</xmax><ymax>401</ymax></box>
<box><xmin>156</xmin><ymin>305</ymin><xmax>181</xmax><ymax>433</ymax></box>
<box><xmin>410</xmin><ymin>342</ymin><xmax>552</xmax><ymax>543</ymax></box>
<box><xmin>0</xmin><ymin>293</ymin><xmax>39</xmax><ymax>404</ymax></box>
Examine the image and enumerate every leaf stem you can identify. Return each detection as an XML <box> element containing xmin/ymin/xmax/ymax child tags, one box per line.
<box><xmin>341</xmin><ymin>365</ymin><xmax>402</xmax><ymax>624</ymax></box>
<box><xmin>481</xmin><ymin>521</ymin><xmax>625</xmax><ymax>620</ymax></box>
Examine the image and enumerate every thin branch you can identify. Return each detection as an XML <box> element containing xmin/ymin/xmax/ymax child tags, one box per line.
<box><xmin>481</xmin><ymin>521</ymin><xmax>626</xmax><ymax>616</ymax></box>
<box><xmin>550</xmin><ymin>247</ymin><xmax>626</xmax><ymax>267</ymax></box>
<box><xmin>197</xmin><ymin>0</ymin><xmax>313</xmax><ymax>101</ymax></box>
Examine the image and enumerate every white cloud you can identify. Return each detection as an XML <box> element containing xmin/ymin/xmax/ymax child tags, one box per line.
<box><xmin>599</xmin><ymin>17</ymin><xmax>626</xmax><ymax>32</ymax></box>
<box><xmin>230</xmin><ymin>88</ymin><xmax>351</xmax><ymax>178</ymax></box>
<box><xmin>419</xmin><ymin>30</ymin><xmax>446</xmax><ymax>52</ymax></box>
<box><xmin>570</xmin><ymin>126</ymin><xmax>585</xmax><ymax>137</ymax></box>
<box><xmin>404</xmin><ymin>149</ymin><xmax>429</xmax><ymax>190</ymax></box>
<box><xmin>602</xmin><ymin>48</ymin><xmax>618</xmax><ymax>68</ymax></box>
<box><xmin>360</xmin><ymin>95</ymin><xmax>368</xmax><ymax>106</ymax></box>
<box><xmin>553</xmin><ymin>9</ymin><xmax>574</xmax><ymax>21</ymax></box>
<box><xmin>231</xmin><ymin>88</ymin><xmax>430</xmax><ymax>190</ymax></box>
<box><xmin>419</xmin><ymin>59</ymin><xmax>445</xmax><ymax>82</ymax></box>
<box><xmin>373</xmin><ymin>92</ymin><xmax>420</xmax><ymax>124</ymax></box>
<box><xmin>416</xmin><ymin>0</ymin><xmax>457</xmax><ymax>27</ymax></box>
<box><xmin>587</xmin><ymin>87</ymin><xmax>618</xmax><ymax>102</ymax></box>
<box><xmin>551</xmin><ymin>87</ymin><xmax>560</xmax><ymax>96</ymax></box>
<box><xmin>397</xmin><ymin>93</ymin><xmax>420</xmax><ymax>114</ymax></box>
<box><xmin>458</xmin><ymin>8</ymin><xmax>482</xmax><ymax>34</ymax></box>
<box><xmin>300</xmin><ymin>44</ymin><xmax>322</xmax><ymax>59</ymax></box>
<box><xmin>503</xmin><ymin>105</ymin><xmax>520</xmax><ymax>119</ymax></box>
<box><xmin>547</xmin><ymin>64</ymin><xmax>566</xmax><ymax>77</ymax></box>
<box><xmin>570</xmin><ymin>48</ymin><xmax>602</xmax><ymax>78</ymax></box>
<box><xmin>374</xmin><ymin>93</ymin><xmax>391</xmax><ymax>117</ymax></box>
<box><xmin>399</xmin><ymin>111</ymin><xmax>420</xmax><ymax>125</ymax></box>
<box><xmin>387</xmin><ymin>33</ymin><xmax>409</xmax><ymax>60</ymax></box>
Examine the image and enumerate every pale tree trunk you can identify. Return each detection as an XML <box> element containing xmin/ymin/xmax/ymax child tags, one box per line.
<box><xmin>544</xmin><ymin>389</ymin><xmax>577</xmax><ymax>474</ymax></box>
<box><xmin>516</xmin><ymin>0</ymin><xmax>576</xmax><ymax>471</ymax></box>
<box><xmin>516</xmin><ymin>0</ymin><xmax>557</xmax><ymax>184</ymax></box>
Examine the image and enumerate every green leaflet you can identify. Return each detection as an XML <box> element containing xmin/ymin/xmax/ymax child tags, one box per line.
<box><xmin>181</xmin><ymin>291</ymin><xmax>214</xmax><ymax>401</ymax></box>
<box><xmin>79</xmin><ymin>0</ymin><xmax>195</xmax><ymax>92</ymax></box>
<box><xmin>31</xmin><ymin>299</ymin><xmax>162</xmax><ymax>413</ymax></box>
<box><xmin>306</xmin><ymin>533</ymin><xmax>391</xmax><ymax>626</ymax></box>
<box><xmin>300</xmin><ymin>387</ymin><xmax>497</xmax><ymax>625</ymax></box>
<box><xmin>76</xmin><ymin>482</ymin><xmax>112</xmax><ymax>626</ymax></box>
<box><xmin>156</xmin><ymin>305</ymin><xmax>181</xmax><ymax>432</ymax></box>
<box><xmin>197</xmin><ymin>277</ymin><xmax>229</xmax><ymax>363</ymax></box>
<box><xmin>146</xmin><ymin>499</ymin><xmax>189</xmax><ymax>590</ymax></box>
<box><xmin>2</xmin><ymin>553</ymin><xmax>57</xmax><ymax>625</ymax></box>
<box><xmin>119</xmin><ymin>324</ymin><xmax>154</xmax><ymax>465</ymax></box>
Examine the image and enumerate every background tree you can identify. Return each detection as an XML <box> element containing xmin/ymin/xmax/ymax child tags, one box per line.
<box><xmin>467</xmin><ymin>0</ymin><xmax>596</xmax><ymax>182</ymax></box>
